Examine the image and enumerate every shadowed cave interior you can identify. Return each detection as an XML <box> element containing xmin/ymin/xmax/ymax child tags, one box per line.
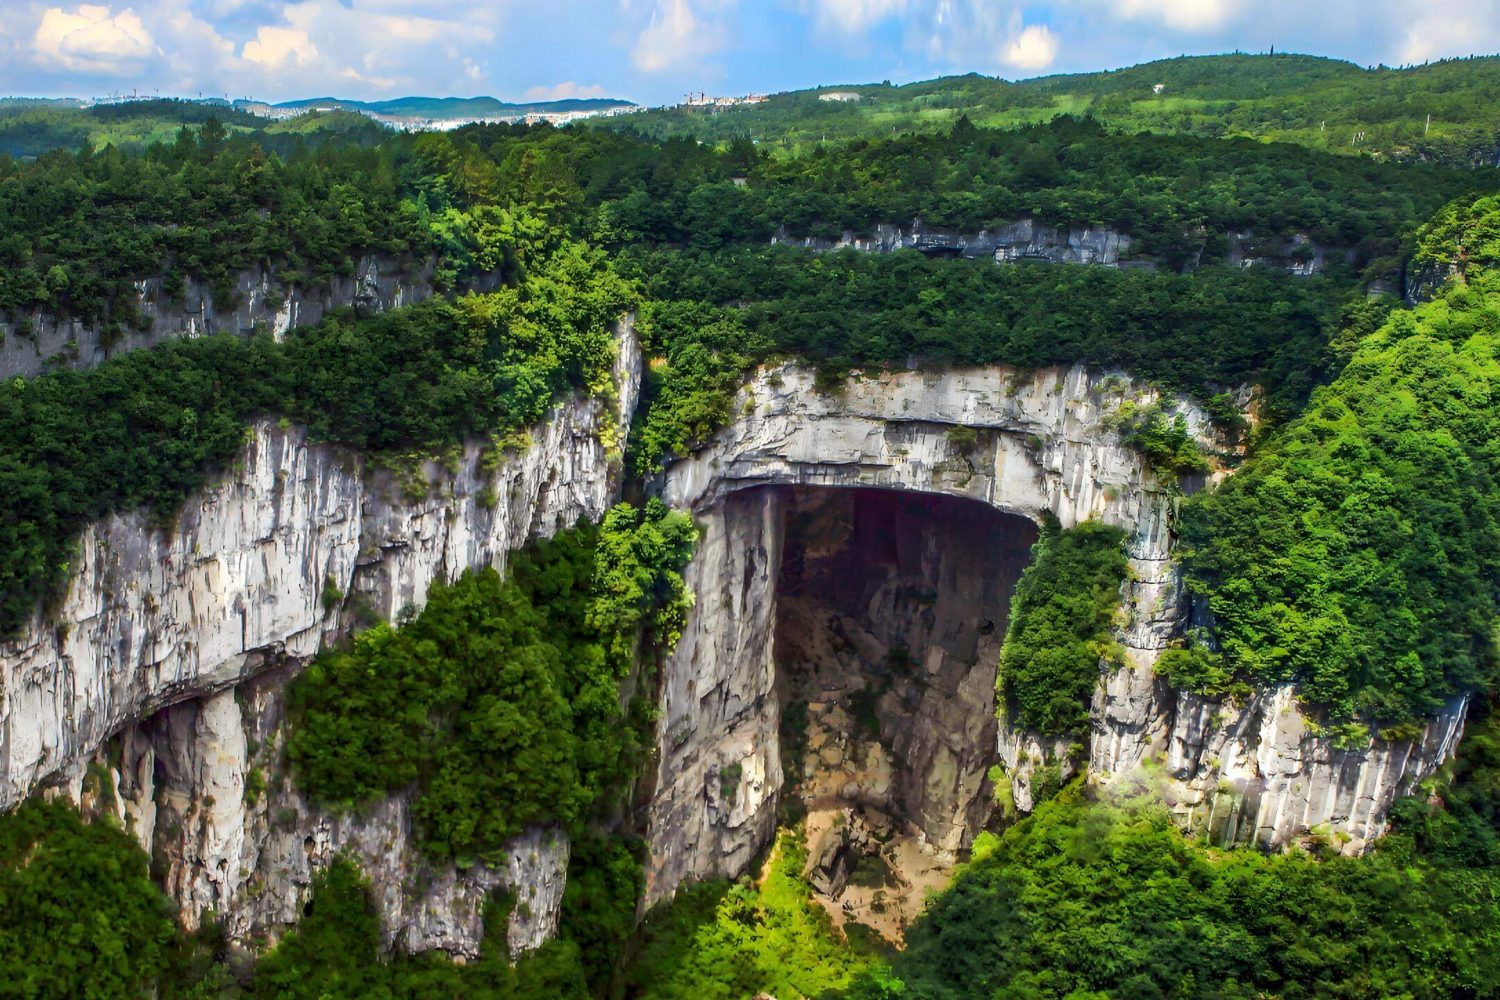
<box><xmin>755</xmin><ymin>485</ymin><xmax>1038</xmax><ymax>941</ymax></box>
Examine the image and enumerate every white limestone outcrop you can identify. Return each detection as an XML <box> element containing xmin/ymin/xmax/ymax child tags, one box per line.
<box><xmin>644</xmin><ymin>361</ymin><xmax>1465</xmax><ymax>904</ymax></box>
<box><xmin>0</xmin><ymin>254</ymin><xmax>465</xmax><ymax>379</ymax></box>
<box><xmin>2</xmin><ymin>321</ymin><xmax>640</xmax><ymax>957</ymax></box>
<box><xmin>645</xmin><ymin>361</ymin><xmax>1195</xmax><ymax>903</ymax></box>
<box><xmin>771</xmin><ymin>217</ymin><xmax>1352</xmax><ymax>275</ymax></box>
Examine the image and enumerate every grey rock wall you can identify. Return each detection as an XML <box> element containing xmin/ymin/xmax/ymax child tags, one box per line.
<box><xmin>646</xmin><ymin>362</ymin><xmax>1197</xmax><ymax>904</ymax></box>
<box><xmin>3</xmin><ymin>320</ymin><xmax>641</xmax><ymax>957</ymax></box>
<box><xmin>0</xmin><ymin>254</ymin><xmax>455</xmax><ymax>379</ymax></box>
<box><xmin>644</xmin><ymin>361</ymin><xmax>1466</xmax><ymax>905</ymax></box>
<box><xmin>772</xmin><ymin>217</ymin><xmax>1350</xmax><ymax>275</ymax></box>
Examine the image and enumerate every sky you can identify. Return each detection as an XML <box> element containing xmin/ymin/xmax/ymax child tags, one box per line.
<box><xmin>1</xmin><ymin>0</ymin><xmax>1499</xmax><ymax>107</ymax></box>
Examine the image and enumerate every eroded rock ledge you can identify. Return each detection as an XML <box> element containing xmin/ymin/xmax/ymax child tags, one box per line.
<box><xmin>772</xmin><ymin>218</ymin><xmax>1353</xmax><ymax>275</ymax></box>
<box><xmin>0</xmin><ymin>254</ymin><xmax>478</xmax><ymax>379</ymax></box>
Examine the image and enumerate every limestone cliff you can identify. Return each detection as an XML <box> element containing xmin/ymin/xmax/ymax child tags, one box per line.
<box><xmin>0</xmin><ymin>254</ymin><xmax>464</xmax><ymax>379</ymax></box>
<box><xmin>643</xmin><ymin>361</ymin><xmax>1464</xmax><ymax>904</ymax></box>
<box><xmin>771</xmin><ymin>218</ymin><xmax>1353</xmax><ymax>275</ymax></box>
<box><xmin>1</xmin><ymin>336</ymin><xmax>1468</xmax><ymax>947</ymax></box>
<box><xmin>3</xmin><ymin>321</ymin><xmax>641</xmax><ymax>957</ymax></box>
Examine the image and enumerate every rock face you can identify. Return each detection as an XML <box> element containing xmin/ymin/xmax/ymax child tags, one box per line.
<box><xmin>772</xmin><ymin>218</ymin><xmax>1353</xmax><ymax>275</ymax></box>
<box><xmin>772</xmin><ymin>486</ymin><xmax>1037</xmax><ymax>852</ymax></box>
<box><xmin>0</xmin><ymin>254</ymin><xmax>456</xmax><ymax>379</ymax></box>
<box><xmin>1</xmin><ymin>321</ymin><xmax>641</xmax><ymax>956</ymax></box>
<box><xmin>1095</xmin><ymin>675</ymin><xmax>1469</xmax><ymax>854</ymax></box>
<box><xmin>773</xmin><ymin>219</ymin><xmax>1137</xmax><ymax>267</ymax></box>
<box><xmin>645</xmin><ymin>361</ymin><xmax>1196</xmax><ymax>904</ymax></box>
<box><xmin>643</xmin><ymin>361</ymin><xmax>1466</xmax><ymax>905</ymax></box>
<box><xmin>104</xmin><ymin>678</ymin><xmax>568</xmax><ymax>958</ymax></box>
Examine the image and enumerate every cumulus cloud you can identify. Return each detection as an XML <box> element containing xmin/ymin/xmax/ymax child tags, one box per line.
<box><xmin>522</xmin><ymin>81</ymin><xmax>611</xmax><ymax>100</ymax></box>
<box><xmin>33</xmin><ymin>4</ymin><xmax>156</xmax><ymax>72</ymax></box>
<box><xmin>241</xmin><ymin>25</ymin><xmax>317</xmax><ymax>68</ymax></box>
<box><xmin>632</xmin><ymin>0</ymin><xmax>728</xmax><ymax>72</ymax></box>
<box><xmin>1004</xmin><ymin>23</ymin><xmax>1059</xmax><ymax>69</ymax></box>
<box><xmin>1395</xmin><ymin>1</ymin><xmax>1500</xmax><ymax>63</ymax></box>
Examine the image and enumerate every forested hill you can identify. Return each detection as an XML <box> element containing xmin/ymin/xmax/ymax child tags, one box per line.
<box><xmin>0</xmin><ymin>98</ymin><xmax>392</xmax><ymax>158</ymax></box>
<box><xmin>600</xmin><ymin>52</ymin><xmax>1500</xmax><ymax>166</ymax></box>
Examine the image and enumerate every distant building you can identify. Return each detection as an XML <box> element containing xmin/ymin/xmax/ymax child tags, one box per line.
<box><xmin>819</xmin><ymin>91</ymin><xmax>862</xmax><ymax>103</ymax></box>
<box><xmin>1152</xmin><ymin>83</ymin><xmax>1166</xmax><ymax>94</ymax></box>
<box><xmin>680</xmin><ymin>92</ymin><xmax>770</xmax><ymax>109</ymax></box>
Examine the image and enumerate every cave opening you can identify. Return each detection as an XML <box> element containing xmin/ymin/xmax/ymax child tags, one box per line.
<box><xmin>757</xmin><ymin>484</ymin><xmax>1038</xmax><ymax>941</ymax></box>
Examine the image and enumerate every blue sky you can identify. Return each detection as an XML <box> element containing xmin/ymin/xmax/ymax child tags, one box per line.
<box><xmin>2</xmin><ymin>1</ymin><xmax>1499</xmax><ymax>106</ymax></box>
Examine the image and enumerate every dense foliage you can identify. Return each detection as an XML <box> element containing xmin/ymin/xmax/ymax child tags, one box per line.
<box><xmin>1180</xmin><ymin>271</ymin><xmax>1500</xmax><ymax>736</ymax></box>
<box><xmin>998</xmin><ymin>519</ymin><xmax>1130</xmax><ymax>737</ymax></box>
<box><xmin>0</xmin><ymin>799</ymin><xmax>184</xmax><ymax>998</ymax></box>
<box><xmin>288</xmin><ymin>501</ymin><xmax>696</xmax><ymax>863</ymax></box>
<box><xmin>625</xmin><ymin>828</ymin><xmax>883</xmax><ymax>999</ymax></box>
<box><xmin>251</xmin><ymin>858</ymin><xmax>589</xmax><ymax>999</ymax></box>
<box><xmin>0</xmin><ymin>99</ymin><xmax>392</xmax><ymax>159</ymax></box>
<box><xmin>0</xmin><ymin>240</ymin><xmax>630</xmax><ymax>635</ymax></box>
<box><xmin>0</xmin><ymin>128</ymin><xmax>428</xmax><ymax>325</ymax></box>
<box><xmin>840</xmin><ymin>780</ymin><xmax>1500</xmax><ymax>1000</ymax></box>
<box><xmin>621</xmin><ymin>244</ymin><xmax>1355</xmax><ymax>471</ymax></box>
<box><xmin>601</xmin><ymin>115</ymin><xmax>1491</xmax><ymax>270</ymax></box>
<box><xmin>1413</xmin><ymin>191</ymin><xmax>1500</xmax><ymax>280</ymax></box>
<box><xmin>606</xmin><ymin>53</ymin><xmax>1500</xmax><ymax>166</ymax></box>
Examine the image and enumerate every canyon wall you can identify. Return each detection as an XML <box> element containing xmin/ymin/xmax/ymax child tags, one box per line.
<box><xmin>644</xmin><ymin>361</ymin><xmax>1463</xmax><ymax>904</ymax></box>
<box><xmin>0</xmin><ymin>254</ymin><xmax>455</xmax><ymax>379</ymax></box>
<box><xmin>4</xmin><ymin>322</ymin><xmax>641</xmax><ymax>956</ymax></box>
<box><xmin>772</xmin><ymin>218</ymin><xmax>1355</xmax><ymax>275</ymax></box>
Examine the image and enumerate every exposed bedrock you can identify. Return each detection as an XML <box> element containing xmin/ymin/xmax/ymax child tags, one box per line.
<box><xmin>643</xmin><ymin>361</ymin><xmax>1466</xmax><ymax>905</ymax></box>
<box><xmin>644</xmin><ymin>361</ymin><xmax>1189</xmax><ymax>904</ymax></box>
<box><xmin>771</xmin><ymin>217</ymin><xmax>1355</xmax><ymax>275</ymax></box>
<box><xmin>0</xmin><ymin>254</ymin><xmax>492</xmax><ymax>379</ymax></box>
<box><xmin>772</xmin><ymin>486</ymin><xmax>1036</xmax><ymax>852</ymax></box>
<box><xmin>3</xmin><ymin>322</ymin><xmax>641</xmax><ymax>957</ymax></box>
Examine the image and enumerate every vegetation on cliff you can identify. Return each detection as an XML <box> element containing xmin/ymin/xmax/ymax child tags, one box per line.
<box><xmin>0</xmin><ymin>799</ymin><xmax>189</xmax><ymax>998</ymax></box>
<box><xmin>0</xmin><ymin>238</ymin><xmax>630</xmax><ymax>636</ymax></box>
<box><xmin>288</xmin><ymin>501</ymin><xmax>696</xmax><ymax>863</ymax></box>
<box><xmin>622</xmin><ymin>244</ymin><xmax>1358</xmax><ymax>471</ymax></box>
<box><xmin>838</xmin><ymin>779</ymin><xmax>1500</xmax><ymax>1000</ymax></box>
<box><xmin>998</xmin><ymin>519</ymin><xmax>1130</xmax><ymax>737</ymax></box>
<box><xmin>1179</xmin><ymin>269</ymin><xmax>1500</xmax><ymax>736</ymax></box>
<box><xmin>0</xmin><ymin>125</ymin><xmax>428</xmax><ymax>325</ymax></box>
<box><xmin>624</xmin><ymin>827</ymin><xmax>884</xmax><ymax>1000</ymax></box>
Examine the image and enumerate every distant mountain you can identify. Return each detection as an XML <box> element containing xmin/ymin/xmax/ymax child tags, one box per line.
<box><xmin>599</xmin><ymin>52</ymin><xmax>1500</xmax><ymax>166</ymax></box>
<box><xmin>271</xmin><ymin>95</ymin><xmax>635</xmax><ymax>118</ymax></box>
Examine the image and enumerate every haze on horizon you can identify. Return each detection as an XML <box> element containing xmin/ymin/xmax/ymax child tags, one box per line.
<box><xmin>1</xmin><ymin>1</ymin><xmax>1499</xmax><ymax>109</ymax></box>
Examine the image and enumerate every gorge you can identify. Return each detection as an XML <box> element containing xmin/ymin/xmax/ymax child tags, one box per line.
<box><xmin>1</xmin><ymin>341</ymin><xmax>1465</xmax><ymax>964</ymax></box>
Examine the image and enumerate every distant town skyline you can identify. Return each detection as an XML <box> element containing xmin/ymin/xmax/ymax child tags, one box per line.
<box><xmin>1</xmin><ymin>1</ymin><xmax>1498</xmax><ymax>108</ymax></box>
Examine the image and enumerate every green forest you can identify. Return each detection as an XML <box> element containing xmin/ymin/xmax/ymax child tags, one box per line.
<box><xmin>607</xmin><ymin>53</ymin><xmax>1500</xmax><ymax>166</ymax></box>
<box><xmin>3</xmin><ymin>50</ymin><xmax>1500</xmax><ymax>1000</ymax></box>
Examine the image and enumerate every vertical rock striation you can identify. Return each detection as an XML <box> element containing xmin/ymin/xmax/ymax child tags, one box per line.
<box><xmin>645</xmin><ymin>362</ymin><xmax>1194</xmax><ymax>904</ymax></box>
<box><xmin>1</xmin><ymin>321</ymin><xmax>641</xmax><ymax>956</ymax></box>
<box><xmin>644</xmin><ymin>361</ymin><xmax>1467</xmax><ymax>906</ymax></box>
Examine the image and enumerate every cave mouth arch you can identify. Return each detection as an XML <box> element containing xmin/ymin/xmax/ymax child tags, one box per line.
<box><xmin>752</xmin><ymin>484</ymin><xmax>1038</xmax><ymax>938</ymax></box>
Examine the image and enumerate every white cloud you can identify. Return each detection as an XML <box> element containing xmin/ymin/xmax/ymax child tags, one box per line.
<box><xmin>632</xmin><ymin>0</ymin><xmax>726</xmax><ymax>72</ymax></box>
<box><xmin>802</xmin><ymin>0</ymin><xmax>909</xmax><ymax>33</ymax></box>
<box><xmin>241</xmin><ymin>25</ymin><xmax>317</xmax><ymax>68</ymax></box>
<box><xmin>522</xmin><ymin>80</ymin><xmax>611</xmax><ymax>100</ymax></box>
<box><xmin>33</xmin><ymin>4</ymin><xmax>156</xmax><ymax>72</ymax></box>
<box><xmin>1395</xmin><ymin>1</ymin><xmax>1500</xmax><ymax>63</ymax></box>
<box><xmin>1108</xmin><ymin>0</ymin><xmax>1244</xmax><ymax>33</ymax></box>
<box><xmin>1004</xmin><ymin>23</ymin><xmax>1058</xmax><ymax>69</ymax></box>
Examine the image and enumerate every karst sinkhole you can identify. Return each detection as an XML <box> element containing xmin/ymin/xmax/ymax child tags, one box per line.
<box><xmin>750</xmin><ymin>484</ymin><xmax>1038</xmax><ymax>941</ymax></box>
